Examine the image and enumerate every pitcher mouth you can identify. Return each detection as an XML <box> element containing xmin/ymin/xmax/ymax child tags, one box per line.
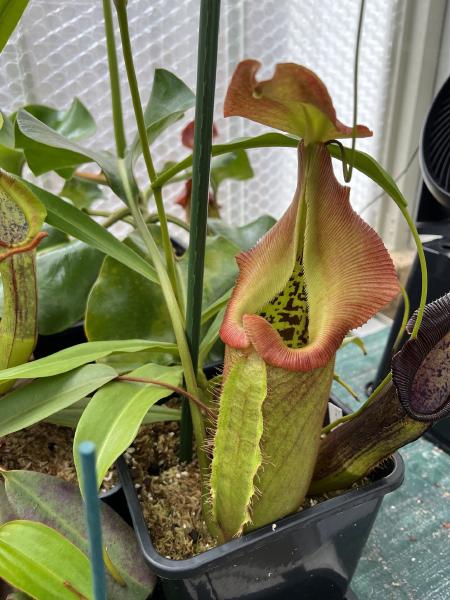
<box><xmin>220</xmin><ymin>143</ymin><xmax>399</xmax><ymax>372</ymax></box>
<box><xmin>392</xmin><ymin>293</ymin><xmax>450</xmax><ymax>422</ymax></box>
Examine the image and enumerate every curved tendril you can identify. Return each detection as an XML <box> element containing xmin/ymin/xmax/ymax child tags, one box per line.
<box><xmin>325</xmin><ymin>0</ymin><xmax>366</xmax><ymax>184</ymax></box>
<box><xmin>325</xmin><ymin>139</ymin><xmax>352</xmax><ymax>182</ymax></box>
<box><xmin>325</xmin><ymin>0</ymin><xmax>365</xmax><ymax>183</ymax></box>
<box><xmin>392</xmin><ymin>283</ymin><xmax>411</xmax><ymax>353</ymax></box>
<box><xmin>349</xmin><ymin>0</ymin><xmax>366</xmax><ymax>181</ymax></box>
<box><xmin>322</xmin><ymin>372</ymin><xmax>392</xmax><ymax>435</ymax></box>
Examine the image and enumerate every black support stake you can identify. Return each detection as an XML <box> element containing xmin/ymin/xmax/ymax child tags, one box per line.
<box><xmin>180</xmin><ymin>0</ymin><xmax>221</xmax><ymax>461</ymax></box>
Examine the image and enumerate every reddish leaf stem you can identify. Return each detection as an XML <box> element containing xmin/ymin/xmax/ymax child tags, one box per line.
<box><xmin>116</xmin><ymin>375</ymin><xmax>214</xmax><ymax>419</ymax></box>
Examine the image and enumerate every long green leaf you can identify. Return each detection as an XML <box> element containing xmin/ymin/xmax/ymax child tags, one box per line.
<box><xmin>0</xmin><ymin>364</ymin><xmax>117</xmax><ymax>437</ymax></box>
<box><xmin>45</xmin><ymin>399</ymin><xmax>181</xmax><ymax>428</ymax></box>
<box><xmin>16</xmin><ymin>110</ymin><xmax>132</xmax><ymax>199</ymax></box>
<box><xmin>153</xmin><ymin>132</ymin><xmax>297</xmax><ymax>187</ymax></box>
<box><xmin>0</xmin><ymin>520</ymin><xmax>92</xmax><ymax>600</ymax></box>
<box><xmin>16</xmin><ymin>110</ymin><xmax>92</xmax><ymax>171</ymax></box>
<box><xmin>1</xmin><ymin>471</ymin><xmax>155</xmax><ymax>599</ymax></box>
<box><xmin>154</xmin><ymin>132</ymin><xmax>408</xmax><ymax>212</ymax></box>
<box><xmin>0</xmin><ymin>1</ymin><xmax>29</xmax><ymax>53</ymax></box>
<box><xmin>21</xmin><ymin>180</ymin><xmax>159</xmax><ymax>283</ymax></box>
<box><xmin>201</xmin><ymin>288</ymin><xmax>232</xmax><ymax>323</ymax></box>
<box><xmin>17</xmin><ymin>100</ymin><xmax>97</xmax><ymax>142</ymax></box>
<box><xmin>74</xmin><ymin>363</ymin><xmax>183</xmax><ymax>489</ymax></box>
<box><xmin>198</xmin><ymin>306</ymin><xmax>225</xmax><ymax>366</ymax></box>
<box><xmin>0</xmin><ymin>339</ymin><xmax>176</xmax><ymax>381</ymax></box>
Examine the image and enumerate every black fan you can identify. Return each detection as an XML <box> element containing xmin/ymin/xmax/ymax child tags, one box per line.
<box><xmin>372</xmin><ymin>75</ymin><xmax>450</xmax><ymax>399</ymax></box>
<box><xmin>420</xmin><ymin>75</ymin><xmax>450</xmax><ymax>210</ymax></box>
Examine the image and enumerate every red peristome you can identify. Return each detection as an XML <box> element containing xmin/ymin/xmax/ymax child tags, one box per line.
<box><xmin>243</xmin><ymin>314</ymin><xmax>335</xmax><ymax>372</ymax></box>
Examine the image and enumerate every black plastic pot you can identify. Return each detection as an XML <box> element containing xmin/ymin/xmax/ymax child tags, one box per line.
<box><xmin>100</xmin><ymin>483</ymin><xmax>132</xmax><ymax>525</ymax></box>
<box><xmin>117</xmin><ymin>436</ymin><xmax>404</xmax><ymax>599</ymax></box>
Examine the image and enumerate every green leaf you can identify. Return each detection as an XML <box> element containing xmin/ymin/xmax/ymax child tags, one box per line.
<box><xmin>0</xmin><ymin>520</ymin><xmax>92</xmax><ymax>600</ymax></box>
<box><xmin>60</xmin><ymin>177</ymin><xmax>103</xmax><ymax>210</ymax></box>
<box><xmin>210</xmin><ymin>149</ymin><xmax>253</xmax><ymax>192</ymax></box>
<box><xmin>193</xmin><ymin>235</ymin><xmax>239</xmax><ymax>308</ymax></box>
<box><xmin>36</xmin><ymin>241</ymin><xmax>104</xmax><ymax>335</ymax></box>
<box><xmin>37</xmin><ymin>223</ymin><xmax>69</xmax><ymax>250</ymax></box>
<box><xmin>155</xmin><ymin>132</ymin><xmax>410</xmax><ymax>215</ymax></box>
<box><xmin>0</xmin><ymin>144</ymin><xmax>23</xmax><ymax>175</ymax></box>
<box><xmin>85</xmin><ymin>231</ymin><xmax>239</xmax><ymax>350</ymax></box>
<box><xmin>15</xmin><ymin>110</ymin><xmax>89</xmax><ymax>173</ymax></box>
<box><xmin>208</xmin><ymin>214</ymin><xmax>276</xmax><ymax>251</ymax></box>
<box><xmin>0</xmin><ymin>1</ymin><xmax>29</xmax><ymax>53</ymax></box>
<box><xmin>85</xmin><ymin>253</ymin><xmax>171</xmax><ymax>349</ymax></box>
<box><xmin>74</xmin><ymin>363</ymin><xmax>183</xmax><ymax>488</ymax></box>
<box><xmin>132</xmin><ymin>69</ymin><xmax>195</xmax><ymax>159</ymax></box>
<box><xmin>97</xmin><ymin>348</ymin><xmax>174</xmax><ymax>372</ymax></box>
<box><xmin>16</xmin><ymin>110</ymin><xmax>128</xmax><ymax>198</ymax></box>
<box><xmin>18</xmin><ymin>100</ymin><xmax>96</xmax><ymax>141</ymax></box>
<box><xmin>21</xmin><ymin>180</ymin><xmax>159</xmax><ymax>283</ymax></box>
<box><xmin>0</xmin><ymin>111</ymin><xmax>24</xmax><ymax>174</ymax></box>
<box><xmin>327</xmin><ymin>143</ymin><xmax>408</xmax><ymax>208</ymax></box>
<box><xmin>0</xmin><ymin>339</ymin><xmax>177</xmax><ymax>381</ymax></box>
<box><xmin>153</xmin><ymin>132</ymin><xmax>298</xmax><ymax>187</ymax></box>
<box><xmin>45</xmin><ymin>399</ymin><xmax>181</xmax><ymax>428</ymax></box>
<box><xmin>49</xmin><ymin>99</ymin><xmax>96</xmax><ymax>140</ymax></box>
<box><xmin>0</xmin><ymin>480</ymin><xmax>15</xmax><ymax>523</ymax></box>
<box><xmin>0</xmin><ymin>364</ymin><xmax>117</xmax><ymax>437</ymax></box>
<box><xmin>0</xmin><ymin>110</ymin><xmax>14</xmax><ymax>145</ymax></box>
<box><xmin>170</xmin><ymin>150</ymin><xmax>254</xmax><ymax>191</ymax></box>
<box><xmin>199</xmin><ymin>307</ymin><xmax>225</xmax><ymax>366</ymax></box>
<box><xmin>0</xmin><ymin>471</ymin><xmax>155</xmax><ymax>599</ymax></box>
<box><xmin>201</xmin><ymin>288</ymin><xmax>232</xmax><ymax>323</ymax></box>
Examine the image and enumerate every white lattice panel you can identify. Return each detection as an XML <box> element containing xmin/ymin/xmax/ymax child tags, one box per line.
<box><xmin>0</xmin><ymin>0</ymin><xmax>402</xmax><ymax>230</ymax></box>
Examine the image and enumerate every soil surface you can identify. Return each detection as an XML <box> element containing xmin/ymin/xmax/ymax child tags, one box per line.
<box><xmin>0</xmin><ymin>422</ymin><xmax>118</xmax><ymax>492</ymax></box>
<box><xmin>125</xmin><ymin>421</ymin><xmax>215</xmax><ymax>559</ymax></box>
